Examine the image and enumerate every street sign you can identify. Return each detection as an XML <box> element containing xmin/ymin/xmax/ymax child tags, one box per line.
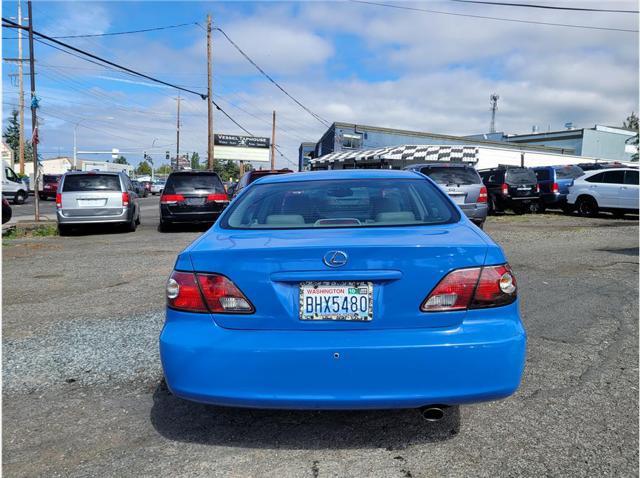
<box><xmin>111</xmin><ymin>148</ymin><xmax>119</xmax><ymax>159</ymax></box>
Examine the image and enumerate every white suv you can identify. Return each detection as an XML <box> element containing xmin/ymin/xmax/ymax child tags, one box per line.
<box><xmin>567</xmin><ymin>168</ymin><xmax>638</xmax><ymax>217</ymax></box>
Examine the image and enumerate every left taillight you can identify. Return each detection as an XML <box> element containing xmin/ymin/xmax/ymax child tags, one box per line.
<box><xmin>55</xmin><ymin>193</ymin><xmax>62</xmax><ymax>209</ymax></box>
<box><xmin>166</xmin><ymin>271</ymin><xmax>254</xmax><ymax>314</ymax></box>
<box><xmin>551</xmin><ymin>182</ymin><xmax>559</xmax><ymax>194</ymax></box>
<box><xmin>421</xmin><ymin>264</ymin><xmax>517</xmax><ymax>312</ymax></box>
<box><xmin>122</xmin><ymin>192</ymin><xmax>130</xmax><ymax>207</ymax></box>
<box><xmin>478</xmin><ymin>186</ymin><xmax>488</xmax><ymax>203</ymax></box>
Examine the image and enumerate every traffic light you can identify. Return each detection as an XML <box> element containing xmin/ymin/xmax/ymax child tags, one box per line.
<box><xmin>165</xmin><ymin>151</ymin><xmax>170</xmax><ymax>161</ymax></box>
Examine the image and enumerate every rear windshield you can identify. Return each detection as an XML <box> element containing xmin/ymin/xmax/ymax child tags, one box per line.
<box><xmin>555</xmin><ymin>165</ymin><xmax>584</xmax><ymax>179</ymax></box>
<box><xmin>165</xmin><ymin>173</ymin><xmax>224</xmax><ymax>194</ymax></box>
<box><xmin>420</xmin><ymin>167</ymin><xmax>480</xmax><ymax>185</ymax></box>
<box><xmin>62</xmin><ymin>174</ymin><xmax>121</xmax><ymax>192</ymax></box>
<box><xmin>43</xmin><ymin>175</ymin><xmax>60</xmax><ymax>183</ymax></box>
<box><xmin>221</xmin><ymin>179</ymin><xmax>459</xmax><ymax>229</ymax></box>
<box><xmin>506</xmin><ymin>168</ymin><xmax>536</xmax><ymax>184</ymax></box>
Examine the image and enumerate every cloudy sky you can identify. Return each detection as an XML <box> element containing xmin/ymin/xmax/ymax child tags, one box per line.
<box><xmin>2</xmin><ymin>0</ymin><xmax>638</xmax><ymax>169</ymax></box>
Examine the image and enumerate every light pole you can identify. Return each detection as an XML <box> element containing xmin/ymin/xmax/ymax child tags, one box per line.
<box><xmin>73</xmin><ymin>116</ymin><xmax>114</xmax><ymax>170</ymax></box>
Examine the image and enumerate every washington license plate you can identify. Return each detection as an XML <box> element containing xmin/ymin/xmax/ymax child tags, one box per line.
<box><xmin>299</xmin><ymin>282</ymin><xmax>373</xmax><ymax>321</ymax></box>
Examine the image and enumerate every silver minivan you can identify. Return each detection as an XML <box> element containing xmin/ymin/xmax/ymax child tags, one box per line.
<box><xmin>405</xmin><ymin>163</ymin><xmax>488</xmax><ymax>228</ymax></box>
<box><xmin>56</xmin><ymin>171</ymin><xmax>140</xmax><ymax>235</ymax></box>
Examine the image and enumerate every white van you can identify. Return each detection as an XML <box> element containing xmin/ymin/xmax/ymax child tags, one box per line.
<box><xmin>2</xmin><ymin>162</ymin><xmax>29</xmax><ymax>204</ymax></box>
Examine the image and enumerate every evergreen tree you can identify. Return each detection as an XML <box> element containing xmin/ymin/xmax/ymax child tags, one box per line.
<box><xmin>113</xmin><ymin>155</ymin><xmax>129</xmax><ymax>165</ymax></box>
<box><xmin>2</xmin><ymin>109</ymin><xmax>35</xmax><ymax>162</ymax></box>
<box><xmin>190</xmin><ymin>152</ymin><xmax>200</xmax><ymax>170</ymax></box>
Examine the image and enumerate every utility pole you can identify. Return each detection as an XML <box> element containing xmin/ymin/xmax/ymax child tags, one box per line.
<box><xmin>27</xmin><ymin>0</ymin><xmax>39</xmax><ymax>221</ymax></box>
<box><xmin>270</xmin><ymin>110</ymin><xmax>276</xmax><ymax>169</ymax></box>
<box><xmin>174</xmin><ymin>94</ymin><xmax>181</xmax><ymax>170</ymax></box>
<box><xmin>17</xmin><ymin>0</ymin><xmax>26</xmax><ymax>175</ymax></box>
<box><xmin>206</xmin><ymin>13</ymin><xmax>214</xmax><ymax>170</ymax></box>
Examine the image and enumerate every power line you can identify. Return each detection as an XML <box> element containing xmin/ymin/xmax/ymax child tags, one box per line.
<box><xmin>2</xmin><ymin>21</ymin><xmax>198</xmax><ymax>40</ymax></box>
<box><xmin>2</xmin><ymin>17</ymin><xmax>209</xmax><ymax>97</ymax></box>
<box><xmin>213</xmin><ymin>26</ymin><xmax>331</xmax><ymax>127</ymax></box>
<box><xmin>448</xmin><ymin>0</ymin><xmax>639</xmax><ymax>14</ymax></box>
<box><xmin>349</xmin><ymin>0</ymin><xmax>639</xmax><ymax>33</ymax></box>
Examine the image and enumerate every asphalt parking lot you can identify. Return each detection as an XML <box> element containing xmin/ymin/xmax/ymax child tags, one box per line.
<box><xmin>2</xmin><ymin>201</ymin><xmax>638</xmax><ymax>477</ymax></box>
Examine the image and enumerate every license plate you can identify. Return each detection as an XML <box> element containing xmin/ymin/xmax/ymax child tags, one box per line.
<box><xmin>449</xmin><ymin>194</ymin><xmax>466</xmax><ymax>205</ymax></box>
<box><xmin>186</xmin><ymin>197</ymin><xmax>205</xmax><ymax>205</ymax></box>
<box><xmin>77</xmin><ymin>198</ymin><xmax>106</xmax><ymax>207</ymax></box>
<box><xmin>299</xmin><ymin>281</ymin><xmax>373</xmax><ymax>321</ymax></box>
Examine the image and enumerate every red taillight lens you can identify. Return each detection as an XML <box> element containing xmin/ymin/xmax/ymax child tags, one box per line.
<box><xmin>197</xmin><ymin>274</ymin><xmax>253</xmax><ymax>313</ymax></box>
<box><xmin>160</xmin><ymin>194</ymin><xmax>185</xmax><ymax>205</ymax></box>
<box><xmin>421</xmin><ymin>268</ymin><xmax>481</xmax><ymax>312</ymax></box>
<box><xmin>122</xmin><ymin>192</ymin><xmax>130</xmax><ymax>207</ymax></box>
<box><xmin>535</xmin><ymin>184</ymin><xmax>540</xmax><ymax>193</ymax></box>
<box><xmin>166</xmin><ymin>271</ymin><xmax>253</xmax><ymax>314</ymax></box>
<box><xmin>55</xmin><ymin>193</ymin><xmax>62</xmax><ymax>209</ymax></box>
<box><xmin>501</xmin><ymin>183</ymin><xmax>509</xmax><ymax>195</ymax></box>
<box><xmin>478</xmin><ymin>186</ymin><xmax>488</xmax><ymax>203</ymax></box>
<box><xmin>551</xmin><ymin>182</ymin><xmax>559</xmax><ymax>193</ymax></box>
<box><xmin>206</xmin><ymin>193</ymin><xmax>229</xmax><ymax>203</ymax></box>
<box><xmin>166</xmin><ymin>271</ymin><xmax>208</xmax><ymax>313</ymax></box>
<box><xmin>471</xmin><ymin>264</ymin><xmax>517</xmax><ymax>309</ymax></box>
<box><xmin>421</xmin><ymin>264</ymin><xmax>517</xmax><ymax>312</ymax></box>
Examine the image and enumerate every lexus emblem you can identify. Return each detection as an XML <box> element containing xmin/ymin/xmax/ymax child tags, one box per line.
<box><xmin>323</xmin><ymin>250</ymin><xmax>348</xmax><ymax>267</ymax></box>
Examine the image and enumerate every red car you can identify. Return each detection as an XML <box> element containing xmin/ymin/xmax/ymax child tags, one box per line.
<box><xmin>39</xmin><ymin>174</ymin><xmax>62</xmax><ymax>200</ymax></box>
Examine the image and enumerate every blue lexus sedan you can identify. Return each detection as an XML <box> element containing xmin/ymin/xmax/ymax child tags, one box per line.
<box><xmin>160</xmin><ymin>170</ymin><xmax>526</xmax><ymax>414</ymax></box>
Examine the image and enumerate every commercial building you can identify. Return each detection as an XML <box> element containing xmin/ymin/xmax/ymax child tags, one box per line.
<box><xmin>467</xmin><ymin>124</ymin><xmax>638</xmax><ymax>161</ymax></box>
<box><xmin>300</xmin><ymin>122</ymin><xmax>638</xmax><ymax>170</ymax></box>
<box><xmin>16</xmin><ymin>157</ymin><xmax>133</xmax><ymax>178</ymax></box>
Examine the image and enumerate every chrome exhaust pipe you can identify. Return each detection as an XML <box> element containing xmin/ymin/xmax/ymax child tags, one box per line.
<box><xmin>419</xmin><ymin>406</ymin><xmax>446</xmax><ymax>422</ymax></box>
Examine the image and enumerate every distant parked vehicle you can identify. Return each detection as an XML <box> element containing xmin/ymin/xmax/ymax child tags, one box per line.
<box><xmin>233</xmin><ymin>169</ymin><xmax>293</xmax><ymax>197</ymax></box>
<box><xmin>479</xmin><ymin>166</ymin><xmax>540</xmax><ymax>214</ymax></box>
<box><xmin>56</xmin><ymin>171</ymin><xmax>140</xmax><ymax>235</ymax></box>
<box><xmin>131</xmin><ymin>180</ymin><xmax>148</xmax><ymax>198</ymax></box>
<box><xmin>2</xmin><ymin>163</ymin><xmax>29</xmax><ymax>205</ymax></box>
<box><xmin>2</xmin><ymin>198</ymin><xmax>12</xmax><ymax>224</ymax></box>
<box><xmin>151</xmin><ymin>179</ymin><xmax>166</xmax><ymax>195</ymax></box>
<box><xmin>140</xmin><ymin>180</ymin><xmax>153</xmax><ymax>195</ymax></box>
<box><xmin>159</xmin><ymin>171</ymin><xmax>229</xmax><ymax>230</ymax></box>
<box><xmin>405</xmin><ymin>163</ymin><xmax>488</xmax><ymax>228</ymax></box>
<box><xmin>566</xmin><ymin>168</ymin><xmax>639</xmax><ymax>217</ymax></box>
<box><xmin>39</xmin><ymin>174</ymin><xmax>62</xmax><ymax>201</ymax></box>
<box><xmin>532</xmin><ymin>165</ymin><xmax>584</xmax><ymax>213</ymax></box>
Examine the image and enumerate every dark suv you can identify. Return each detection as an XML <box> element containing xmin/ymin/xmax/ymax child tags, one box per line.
<box><xmin>532</xmin><ymin>165</ymin><xmax>584</xmax><ymax>212</ymax></box>
<box><xmin>159</xmin><ymin>171</ymin><xmax>228</xmax><ymax>230</ymax></box>
<box><xmin>404</xmin><ymin>163</ymin><xmax>488</xmax><ymax>228</ymax></box>
<box><xmin>479</xmin><ymin>167</ymin><xmax>540</xmax><ymax>214</ymax></box>
<box><xmin>233</xmin><ymin>169</ymin><xmax>293</xmax><ymax>198</ymax></box>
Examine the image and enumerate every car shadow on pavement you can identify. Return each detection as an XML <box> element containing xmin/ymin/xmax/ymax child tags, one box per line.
<box><xmin>157</xmin><ymin>223</ymin><xmax>213</xmax><ymax>234</ymax></box>
<box><xmin>150</xmin><ymin>381</ymin><xmax>460</xmax><ymax>450</ymax></box>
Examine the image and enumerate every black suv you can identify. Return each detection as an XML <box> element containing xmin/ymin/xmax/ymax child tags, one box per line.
<box><xmin>478</xmin><ymin>166</ymin><xmax>540</xmax><ymax>214</ymax></box>
<box><xmin>159</xmin><ymin>171</ymin><xmax>229</xmax><ymax>230</ymax></box>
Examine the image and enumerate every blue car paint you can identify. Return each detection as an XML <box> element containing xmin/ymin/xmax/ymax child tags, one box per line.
<box><xmin>160</xmin><ymin>170</ymin><xmax>526</xmax><ymax>410</ymax></box>
<box><xmin>533</xmin><ymin>166</ymin><xmax>576</xmax><ymax>207</ymax></box>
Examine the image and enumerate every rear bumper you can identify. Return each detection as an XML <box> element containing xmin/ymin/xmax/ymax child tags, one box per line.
<box><xmin>459</xmin><ymin>203</ymin><xmax>488</xmax><ymax>225</ymax></box>
<box><xmin>540</xmin><ymin>192</ymin><xmax>567</xmax><ymax>207</ymax></box>
<box><xmin>160</xmin><ymin>303</ymin><xmax>526</xmax><ymax>410</ymax></box>
<box><xmin>160</xmin><ymin>205</ymin><xmax>224</xmax><ymax>224</ymax></box>
<box><xmin>56</xmin><ymin>208</ymin><xmax>130</xmax><ymax>224</ymax></box>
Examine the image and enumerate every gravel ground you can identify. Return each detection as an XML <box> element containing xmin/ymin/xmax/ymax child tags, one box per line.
<box><xmin>2</xmin><ymin>203</ymin><xmax>638</xmax><ymax>477</ymax></box>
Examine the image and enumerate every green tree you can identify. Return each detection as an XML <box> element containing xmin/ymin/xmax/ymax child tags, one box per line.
<box><xmin>190</xmin><ymin>152</ymin><xmax>200</xmax><ymax>170</ymax></box>
<box><xmin>623</xmin><ymin>112</ymin><xmax>639</xmax><ymax>130</ymax></box>
<box><xmin>2</xmin><ymin>109</ymin><xmax>36</xmax><ymax>163</ymax></box>
<box><xmin>136</xmin><ymin>160</ymin><xmax>152</xmax><ymax>176</ymax></box>
<box><xmin>113</xmin><ymin>155</ymin><xmax>129</xmax><ymax>165</ymax></box>
<box><xmin>155</xmin><ymin>164</ymin><xmax>172</xmax><ymax>175</ymax></box>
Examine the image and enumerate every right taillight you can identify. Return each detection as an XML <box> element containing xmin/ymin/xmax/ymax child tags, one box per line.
<box><xmin>478</xmin><ymin>186</ymin><xmax>488</xmax><ymax>203</ymax></box>
<box><xmin>551</xmin><ymin>182</ymin><xmax>559</xmax><ymax>194</ymax></box>
<box><xmin>501</xmin><ymin>183</ymin><xmax>509</xmax><ymax>196</ymax></box>
<box><xmin>160</xmin><ymin>194</ymin><xmax>185</xmax><ymax>205</ymax></box>
<box><xmin>55</xmin><ymin>193</ymin><xmax>62</xmax><ymax>209</ymax></box>
<box><xmin>166</xmin><ymin>270</ymin><xmax>254</xmax><ymax>314</ymax></box>
<box><xmin>421</xmin><ymin>264</ymin><xmax>517</xmax><ymax>312</ymax></box>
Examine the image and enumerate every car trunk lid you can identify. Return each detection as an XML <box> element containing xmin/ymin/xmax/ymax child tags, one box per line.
<box><xmin>188</xmin><ymin>224</ymin><xmax>489</xmax><ymax>330</ymax></box>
